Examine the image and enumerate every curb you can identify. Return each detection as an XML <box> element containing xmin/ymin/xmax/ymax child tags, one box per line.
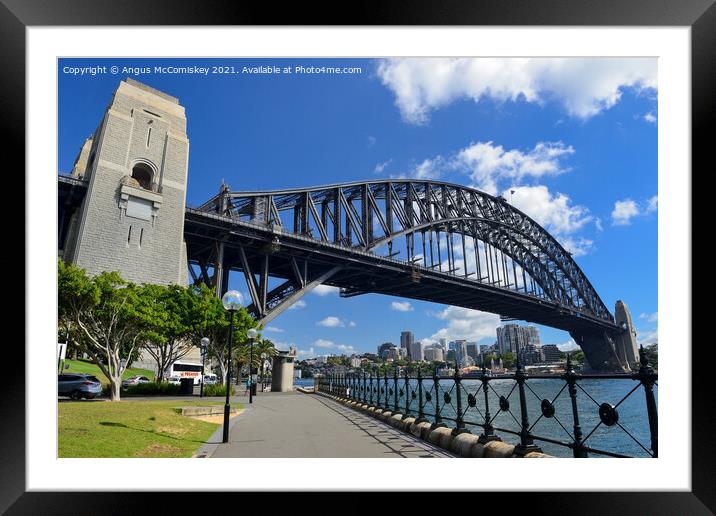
<box><xmin>314</xmin><ymin>391</ymin><xmax>554</xmax><ymax>458</ymax></box>
<box><xmin>193</xmin><ymin>405</ymin><xmax>252</xmax><ymax>458</ymax></box>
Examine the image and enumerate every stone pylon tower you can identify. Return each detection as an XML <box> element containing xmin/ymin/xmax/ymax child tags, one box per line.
<box><xmin>63</xmin><ymin>78</ymin><xmax>189</xmax><ymax>286</ymax></box>
<box><xmin>614</xmin><ymin>300</ymin><xmax>640</xmax><ymax>369</ymax></box>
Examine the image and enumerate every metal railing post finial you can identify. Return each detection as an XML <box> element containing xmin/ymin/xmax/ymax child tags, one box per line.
<box><xmin>431</xmin><ymin>365</ymin><xmax>446</xmax><ymax>429</ymax></box>
<box><xmin>478</xmin><ymin>362</ymin><xmax>500</xmax><ymax>443</ymax></box>
<box><xmin>564</xmin><ymin>352</ymin><xmax>587</xmax><ymax>458</ymax></box>
<box><xmin>452</xmin><ymin>360</ymin><xmax>470</xmax><ymax>436</ymax></box>
<box><xmin>514</xmin><ymin>352</ymin><xmax>541</xmax><ymax>456</ymax></box>
<box><xmin>415</xmin><ymin>366</ymin><xmax>429</xmax><ymax>424</ymax></box>
<box><xmin>638</xmin><ymin>345</ymin><xmax>658</xmax><ymax>457</ymax></box>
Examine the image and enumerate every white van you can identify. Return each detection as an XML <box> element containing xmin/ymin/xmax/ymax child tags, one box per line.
<box><xmin>202</xmin><ymin>374</ymin><xmax>219</xmax><ymax>385</ymax></box>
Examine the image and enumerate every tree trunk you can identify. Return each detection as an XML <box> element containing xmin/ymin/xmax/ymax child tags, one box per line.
<box><xmin>110</xmin><ymin>376</ymin><xmax>122</xmax><ymax>401</ymax></box>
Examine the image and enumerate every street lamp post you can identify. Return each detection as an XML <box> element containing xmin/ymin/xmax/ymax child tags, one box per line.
<box><xmin>221</xmin><ymin>290</ymin><xmax>242</xmax><ymax>444</ymax></box>
<box><xmin>247</xmin><ymin>328</ymin><xmax>258</xmax><ymax>404</ymax></box>
<box><xmin>200</xmin><ymin>337</ymin><xmax>209</xmax><ymax>398</ymax></box>
<box><xmin>261</xmin><ymin>352</ymin><xmax>267</xmax><ymax>391</ymax></box>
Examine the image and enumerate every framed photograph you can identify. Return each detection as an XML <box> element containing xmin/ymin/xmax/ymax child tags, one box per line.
<box><xmin>6</xmin><ymin>0</ymin><xmax>709</xmax><ymax>512</ymax></box>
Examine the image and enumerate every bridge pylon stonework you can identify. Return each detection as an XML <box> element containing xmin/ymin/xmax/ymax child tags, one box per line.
<box><xmin>59</xmin><ymin>78</ymin><xmax>190</xmax><ymax>287</ymax></box>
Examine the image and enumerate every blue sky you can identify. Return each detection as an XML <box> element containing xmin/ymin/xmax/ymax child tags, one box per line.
<box><xmin>58</xmin><ymin>57</ymin><xmax>658</xmax><ymax>358</ymax></box>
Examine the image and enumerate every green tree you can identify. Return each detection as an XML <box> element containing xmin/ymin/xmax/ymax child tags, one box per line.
<box><xmin>184</xmin><ymin>284</ymin><xmax>259</xmax><ymax>384</ymax></box>
<box><xmin>58</xmin><ymin>260</ymin><xmax>145</xmax><ymax>401</ymax></box>
<box><xmin>643</xmin><ymin>343</ymin><xmax>658</xmax><ymax>370</ymax></box>
<box><xmin>134</xmin><ymin>284</ymin><xmax>196</xmax><ymax>382</ymax></box>
<box><xmin>501</xmin><ymin>352</ymin><xmax>516</xmax><ymax>369</ymax></box>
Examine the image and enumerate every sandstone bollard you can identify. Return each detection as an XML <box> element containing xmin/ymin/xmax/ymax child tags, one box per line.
<box><xmin>428</xmin><ymin>427</ymin><xmax>454</xmax><ymax>450</ymax></box>
<box><xmin>471</xmin><ymin>442</ymin><xmax>486</xmax><ymax>458</ymax></box>
<box><xmin>483</xmin><ymin>440</ymin><xmax>516</xmax><ymax>458</ymax></box>
<box><xmin>390</xmin><ymin>413</ymin><xmax>404</xmax><ymax>428</ymax></box>
<box><xmin>450</xmin><ymin>433</ymin><xmax>481</xmax><ymax>457</ymax></box>
<box><xmin>400</xmin><ymin>417</ymin><xmax>416</xmax><ymax>432</ymax></box>
<box><xmin>409</xmin><ymin>421</ymin><xmax>431</xmax><ymax>438</ymax></box>
<box><xmin>523</xmin><ymin>451</ymin><xmax>554</xmax><ymax>458</ymax></box>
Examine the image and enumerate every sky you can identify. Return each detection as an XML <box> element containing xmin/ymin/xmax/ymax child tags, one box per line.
<box><xmin>58</xmin><ymin>57</ymin><xmax>658</xmax><ymax>358</ymax></box>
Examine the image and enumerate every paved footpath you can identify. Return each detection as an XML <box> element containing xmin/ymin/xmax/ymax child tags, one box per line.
<box><xmin>207</xmin><ymin>391</ymin><xmax>454</xmax><ymax>458</ymax></box>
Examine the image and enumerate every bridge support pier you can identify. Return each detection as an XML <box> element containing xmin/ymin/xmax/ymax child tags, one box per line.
<box><xmin>570</xmin><ymin>330</ymin><xmax>626</xmax><ymax>373</ymax></box>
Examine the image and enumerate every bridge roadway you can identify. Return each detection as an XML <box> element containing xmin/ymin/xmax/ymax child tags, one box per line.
<box><xmin>203</xmin><ymin>391</ymin><xmax>454</xmax><ymax>458</ymax></box>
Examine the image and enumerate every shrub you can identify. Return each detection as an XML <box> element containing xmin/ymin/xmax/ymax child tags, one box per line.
<box><xmin>124</xmin><ymin>382</ymin><xmax>181</xmax><ymax>396</ymax></box>
<box><xmin>201</xmin><ymin>384</ymin><xmax>235</xmax><ymax>397</ymax></box>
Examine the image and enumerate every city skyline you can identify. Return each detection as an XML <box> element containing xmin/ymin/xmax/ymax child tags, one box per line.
<box><xmin>58</xmin><ymin>57</ymin><xmax>658</xmax><ymax>360</ymax></box>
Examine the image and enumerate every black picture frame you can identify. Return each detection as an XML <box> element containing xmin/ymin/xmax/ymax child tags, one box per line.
<box><xmin>4</xmin><ymin>0</ymin><xmax>709</xmax><ymax>512</ymax></box>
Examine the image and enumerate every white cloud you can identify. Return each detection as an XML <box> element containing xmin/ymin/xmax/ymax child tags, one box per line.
<box><xmin>508</xmin><ymin>185</ymin><xmax>592</xmax><ymax>236</ymax></box>
<box><xmin>391</xmin><ymin>301</ymin><xmax>414</xmax><ymax>312</ymax></box>
<box><xmin>424</xmin><ymin>306</ymin><xmax>501</xmax><ymax>343</ymax></box>
<box><xmin>264</xmin><ymin>326</ymin><xmax>284</xmax><ymax>333</ymax></box>
<box><xmin>645</xmin><ymin>195</ymin><xmax>658</xmax><ymax>214</ymax></box>
<box><xmin>456</xmin><ymin>141</ymin><xmax>574</xmax><ymax>195</ymax></box>
<box><xmin>557</xmin><ymin>339</ymin><xmax>579</xmax><ymax>352</ymax></box>
<box><xmin>288</xmin><ymin>299</ymin><xmax>306</xmax><ymax>310</ymax></box>
<box><xmin>312</xmin><ymin>285</ymin><xmax>340</xmax><ymax>296</ymax></box>
<box><xmin>639</xmin><ymin>312</ymin><xmax>658</xmax><ymax>323</ymax></box>
<box><xmin>611</xmin><ymin>199</ymin><xmax>640</xmax><ymax>225</ymax></box>
<box><xmin>317</xmin><ymin>316</ymin><xmax>343</xmax><ymax>328</ymax></box>
<box><xmin>374</xmin><ymin>159</ymin><xmax>392</xmax><ymax>174</ymax></box>
<box><xmin>295</xmin><ymin>347</ymin><xmax>316</xmax><ymax>359</ymax></box>
<box><xmin>348</xmin><ymin>321</ymin><xmax>357</xmax><ymax>327</ymax></box>
<box><xmin>377</xmin><ymin>57</ymin><xmax>657</xmax><ymax>124</ymax></box>
<box><xmin>312</xmin><ymin>339</ymin><xmax>355</xmax><ymax>354</ymax></box>
<box><xmin>559</xmin><ymin>237</ymin><xmax>594</xmax><ymax>257</ymax></box>
<box><xmin>595</xmin><ymin>218</ymin><xmax>603</xmax><ymax>232</ymax></box>
<box><xmin>367</xmin><ymin>135</ymin><xmax>377</xmax><ymax>147</ymax></box>
<box><xmin>637</xmin><ymin>328</ymin><xmax>658</xmax><ymax>345</ymax></box>
<box><xmin>644</xmin><ymin>111</ymin><xmax>657</xmax><ymax>123</ymax></box>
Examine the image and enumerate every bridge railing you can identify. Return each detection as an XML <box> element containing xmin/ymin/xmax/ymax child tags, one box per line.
<box><xmin>317</xmin><ymin>347</ymin><xmax>657</xmax><ymax>458</ymax></box>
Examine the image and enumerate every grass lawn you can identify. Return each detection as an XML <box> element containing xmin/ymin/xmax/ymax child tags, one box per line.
<box><xmin>58</xmin><ymin>399</ymin><xmax>242</xmax><ymax>458</ymax></box>
<box><xmin>63</xmin><ymin>358</ymin><xmax>156</xmax><ymax>385</ymax></box>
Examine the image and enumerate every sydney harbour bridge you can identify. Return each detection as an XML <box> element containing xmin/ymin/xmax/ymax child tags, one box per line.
<box><xmin>56</xmin><ymin>78</ymin><xmax>638</xmax><ymax>374</ymax></box>
<box><xmin>59</xmin><ymin>175</ymin><xmax>633</xmax><ymax>372</ymax></box>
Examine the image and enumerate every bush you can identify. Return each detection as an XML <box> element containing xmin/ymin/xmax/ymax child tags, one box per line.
<box><xmin>124</xmin><ymin>382</ymin><xmax>181</xmax><ymax>396</ymax></box>
<box><xmin>201</xmin><ymin>384</ymin><xmax>235</xmax><ymax>397</ymax></box>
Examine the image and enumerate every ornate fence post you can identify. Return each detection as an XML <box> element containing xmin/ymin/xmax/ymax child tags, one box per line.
<box><xmin>431</xmin><ymin>366</ymin><xmax>446</xmax><ymax>429</ymax></box>
<box><xmin>415</xmin><ymin>367</ymin><xmax>428</xmax><ymax>424</ymax></box>
<box><xmin>479</xmin><ymin>363</ymin><xmax>500</xmax><ymax>443</ymax></box>
<box><xmin>638</xmin><ymin>345</ymin><xmax>658</xmax><ymax>457</ymax></box>
<box><xmin>393</xmin><ymin>366</ymin><xmax>399</xmax><ymax>414</ymax></box>
<box><xmin>452</xmin><ymin>362</ymin><xmax>469</xmax><ymax>435</ymax></box>
<box><xmin>384</xmin><ymin>369</ymin><xmax>389</xmax><ymax>410</ymax></box>
<box><xmin>564</xmin><ymin>353</ymin><xmax>587</xmax><ymax>458</ymax></box>
<box><xmin>368</xmin><ymin>369</ymin><xmax>373</xmax><ymax>406</ymax></box>
<box><xmin>362</xmin><ymin>370</ymin><xmax>367</xmax><ymax>404</ymax></box>
<box><xmin>514</xmin><ymin>353</ymin><xmax>541</xmax><ymax>456</ymax></box>
<box><xmin>403</xmin><ymin>366</ymin><xmax>411</xmax><ymax>419</ymax></box>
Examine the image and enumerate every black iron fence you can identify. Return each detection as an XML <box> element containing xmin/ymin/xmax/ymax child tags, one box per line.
<box><xmin>318</xmin><ymin>348</ymin><xmax>657</xmax><ymax>458</ymax></box>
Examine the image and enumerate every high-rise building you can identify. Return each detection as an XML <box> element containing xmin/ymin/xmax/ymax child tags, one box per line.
<box><xmin>378</xmin><ymin>342</ymin><xmax>395</xmax><ymax>359</ymax></box>
<box><xmin>454</xmin><ymin>340</ymin><xmax>468</xmax><ymax>364</ymax></box>
<box><xmin>542</xmin><ymin>344</ymin><xmax>561</xmax><ymax>363</ymax></box>
<box><xmin>424</xmin><ymin>346</ymin><xmax>444</xmax><ymax>362</ymax></box>
<box><xmin>438</xmin><ymin>338</ymin><xmax>448</xmax><ymax>351</ymax></box>
<box><xmin>466</xmin><ymin>342</ymin><xmax>478</xmax><ymax>361</ymax></box>
<box><xmin>496</xmin><ymin>324</ymin><xmax>542</xmax><ymax>356</ymax></box>
<box><xmin>400</xmin><ymin>331</ymin><xmax>415</xmax><ymax>359</ymax></box>
<box><xmin>409</xmin><ymin>340</ymin><xmax>425</xmax><ymax>362</ymax></box>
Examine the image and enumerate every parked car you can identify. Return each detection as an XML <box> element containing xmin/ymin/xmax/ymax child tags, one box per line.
<box><xmin>58</xmin><ymin>374</ymin><xmax>103</xmax><ymax>400</ymax></box>
<box><xmin>167</xmin><ymin>376</ymin><xmax>182</xmax><ymax>385</ymax></box>
<box><xmin>202</xmin><ymin>374</ymin><xmax>219</xmax><ymax>385</ymax></box>
<box><xmin>121</xmin><ymin>375</ymin><xmax>152</xmax><ymax>389</ymax></box>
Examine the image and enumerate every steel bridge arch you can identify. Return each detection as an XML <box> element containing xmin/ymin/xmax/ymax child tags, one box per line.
<box><xmin>200</xmin><ymin>179</ymin><xmax>613</xmax><ymax>324</ymax></box>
